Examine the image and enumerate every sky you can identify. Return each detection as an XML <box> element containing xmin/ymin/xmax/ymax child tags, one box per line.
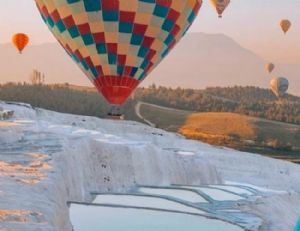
<box><xmin>0</xmin><ymin>0</ymin><xmax>300</xmax><ymax>63</ymax></box>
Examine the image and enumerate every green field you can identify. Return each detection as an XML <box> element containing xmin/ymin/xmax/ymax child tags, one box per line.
<box><xmin>138</xmin><ymin>102</ymin><xmax>300</xmax><ymax>163</ymax></box>
<box><xmin>137</xmin><ymin>103</ymin><xmax>190</xmax><ymax>131</ymax></box>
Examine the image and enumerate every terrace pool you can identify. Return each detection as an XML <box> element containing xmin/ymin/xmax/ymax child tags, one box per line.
<box><xmin>138</xmin><ymin>187</ymin><xmax>207</xmax><ymax>203</ymax></box>
<box><xmin>181</xmin><ymin>186</ymin><xmax>245</xmax><ymax>201</ymax></box>
<box><xmin>70</xmin><ymin>203</ymin><xmax>244</xmax><ymax>231</ymax></box>
<box><xmin>93</xmin><ymin>194</ymin><xmax>205</xmax><ymax>214</ymax></box>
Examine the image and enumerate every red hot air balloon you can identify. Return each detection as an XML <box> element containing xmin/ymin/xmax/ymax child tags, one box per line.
<box><xmin>35</xmin><ymin>0</ymin><xmax>202</xmax><ymax>108</ymax></box>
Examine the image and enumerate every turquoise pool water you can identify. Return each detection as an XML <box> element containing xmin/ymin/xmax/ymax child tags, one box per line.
<box><xmin>209</xmin><ymin>185</ymin><xmax>253</xmax><ymax>196</ymax></box>
<box><xmin>181</xmin><ymin>186</ymin><xmax>244</xmax><ymax>201</ymax></box>
<box><xmin>295</xmin><ymin>218</ymin><xmax>300</xmax><ymax>231</ymax></box>
<box><xmin>138</xmin><ymin>187</ymin><xmax>207</xmax><ymax>203</ymax></box>
<box><xmin>93</xmin><ymin>194</ymin><xmax>205</xmax><ymax>214</ymax></box>
<box><xmin>70</xmin><ymin>184</ymin><xmax>268</xmax><ymax>230</ymax></box>
<box><xmin>70</xmin><ymin>204</ymin><xmax>244</xmax><ymax>231</ymax></box>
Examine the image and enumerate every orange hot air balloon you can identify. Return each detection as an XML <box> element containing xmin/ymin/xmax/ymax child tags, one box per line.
<box><xmin>12</xmin><ymin>33</ymin><xmax>29</xmax><ymax>54</ymax></box>
<box><xmin>280</xmin><ymin>19</ymin><xmax>291</xmax><ymax>34</ymax></box>
<box><xmin>265</xmin><ymin>63</ymin><xmax>275</xmax><ymax>74</ymax></box>
<box><xmin>210</xmin><ymin>0</ymin><xmax>230</xmax><ymax>18</ymax></box>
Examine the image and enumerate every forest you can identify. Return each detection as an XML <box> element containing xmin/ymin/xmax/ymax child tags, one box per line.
<box><xmin>0</xmin><ymin>82</ymin><xmax>299</xmax><ymax>125</ymax></box>
<box><xmin>135</xmin><ymin>85</ymin><xmax>300</xmax><ymax>124</ymax></box>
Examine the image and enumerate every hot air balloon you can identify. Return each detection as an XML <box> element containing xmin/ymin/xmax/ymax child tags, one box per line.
<box><xmin>12</xmin><ymin>33</ymin><xmax>29</xmax><ymax>54</ymax></box>
<box><xmin>265</xmin><ymin>63</ymin><xmax>275</xmax><ymax>74</ymax></box>
<box><xmin>280</xmin><ymin>19</ymin><xmax>291</xmax><ymax>34</ymax></box>
<box><xmin>35</xmin><ymin>0</ymin><xmax>202</xmax><ymax>113</ymax></box>
<box><xmin>270</xmin><ymin>77</ymin><xmax>289</xmax><ymax>98</ymax></box>
<box><xmin>210</xmin><ymin>0</ymin><xmax>230</xmax><ymax>18</ymax></box>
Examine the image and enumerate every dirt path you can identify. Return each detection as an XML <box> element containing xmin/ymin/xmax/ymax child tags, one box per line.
<box><xmin>135</xmin><ymin>101</ymin><xmax>191</xmax><ymax>127</ymax></box>
<box><xmin>135</xmin><ymin>102</ymin><xmax>156</xmax><ymax>127</ymax></box>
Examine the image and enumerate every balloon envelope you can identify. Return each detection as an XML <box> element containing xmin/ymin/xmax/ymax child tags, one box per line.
<box><xmin>280</xmin><ymin>19</ymin><xmax>291</xmax><ymax>34</ymax></box>
<box><xmin>12</xmin><ymin>33</ymin><xmax>29</xmax><ymax>53</ymax></box>
<box><xmin>35</xmin><ymin>0</ymin><xmax>202</xmax><ymax>105</ymax></box>
<box><xmin>270</xmin><ymin>77</ymin><xmax>289</xmax><ymax>97</ymax></box>
<box><xmin>265</xmin><ymin>63</ymin><xmax>275</xmax><ymax>74</ymax></box>
<box><xmin>210</xmin><ymin>0</ymin><xmax>230</xmax><ymax>18</ymax></box>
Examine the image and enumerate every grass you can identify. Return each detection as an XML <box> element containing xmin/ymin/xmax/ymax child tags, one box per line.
<box><xmin>138</xmin><ymin>102</ymin><xmax>300</xmax><ymax>163</ymax></box>
<box><xmin>180</xmin><ymin>113</ymin><xmax>257</xmax><ymax>142</ymax></box>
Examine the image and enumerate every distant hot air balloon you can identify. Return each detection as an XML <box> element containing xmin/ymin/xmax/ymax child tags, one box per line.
<box><xmin>265</xmin><ymin>63</ymin><xmax>275</xmax><ymax>74</ymax></box>
<box><xmin>280</xmin><ymin>19</ymin><xmax>291</xmax><ymax>34</ymax></box>
<box><xmin>270</xmin><ymin>77</ymin><xmax>289</xmax><ymax>98</ymax></box>
<box><xmin>12</xmin><ymin>33</ymin><xmax>29</xmax><ymax>54</ymax></box>
<box><xmin>210</xmin><ymin>0</ymin><xmax>230</xmax><ymax>18</ymax></box>
<box><xmin>35</xmin><ymin>0</ymin><xmax>202</xmax><ymax>111</ymax></box>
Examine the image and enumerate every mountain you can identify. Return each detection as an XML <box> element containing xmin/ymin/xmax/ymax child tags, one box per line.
<box><xmin>148</xmin><ymin>33</ymin><xmax>267</xmax><ymax>87</ymax></box>
<box><xmin>146</xmin><ymin>33</ymin><xmax>300</xmax><ymax>96</ymax></box>
<box><xmin>0</xmin><ymin>33</ymin><xmax>299</xmax><ymax>95</ymax></box>
<box><xmin>0</xmin><ymin>42</ymin><xmax>86</xmax><ymax>85</ymax></box>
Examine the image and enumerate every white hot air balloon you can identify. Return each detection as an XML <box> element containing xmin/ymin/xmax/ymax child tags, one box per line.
<box><xmin>270</xmin><ymin>77</ymin><xmax>289</xmax><ymax>98</ymax></box>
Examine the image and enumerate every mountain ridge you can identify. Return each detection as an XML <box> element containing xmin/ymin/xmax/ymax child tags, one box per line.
<box><xmin>0</xmin><ymin>32</ymin><xmax>299</xmax><ymax>95</ymax></box>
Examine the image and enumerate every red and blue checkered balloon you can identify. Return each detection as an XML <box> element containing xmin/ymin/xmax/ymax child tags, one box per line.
<box><xmin>35</xmin><ymin>0</ymin><xmax>202</xmax><ymax>105</ymax></box>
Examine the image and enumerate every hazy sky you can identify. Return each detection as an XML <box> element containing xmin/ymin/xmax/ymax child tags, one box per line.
<box><xmin>0</xmin><ymin>0</ymin><xmax>300</xmax><ymax>63</ymax></box>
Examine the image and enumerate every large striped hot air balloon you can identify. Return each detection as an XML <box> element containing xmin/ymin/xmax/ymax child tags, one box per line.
<box><xmin>12</xmin><ymin>33</ymin><xmax>29</xmax><ymax>54</ymax></box>
<box><xmin>35</xmin><ymin>0</ymin><xmax>202</xmax><ymax>107</ymax></box>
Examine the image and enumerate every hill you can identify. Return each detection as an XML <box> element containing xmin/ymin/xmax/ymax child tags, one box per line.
<box><xmin>137</xmin><ymin>102</ymin><xmax>300</xmax><ymax>163</ymax></box>
<box><xmin>0</xmin><ymin>33</ymin><xmax>299</xmax><ymax>96</ymax></box>
<box><xmin>135</xmin><ymin>85</ymin><xmax>300</xmax><ymax>124</ymax></box>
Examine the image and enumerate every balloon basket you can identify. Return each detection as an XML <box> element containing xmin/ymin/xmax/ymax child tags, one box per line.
<box><xmin>107</xmin><ymin>105</ymin><xmax>124</xmax><ymax>120</ymax></box>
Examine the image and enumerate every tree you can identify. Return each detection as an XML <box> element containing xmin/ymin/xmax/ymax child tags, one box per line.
<box><xmin>30</xmin><ymin>69</ymin><xmax>45</xmax><ymax>85</ymax></box>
